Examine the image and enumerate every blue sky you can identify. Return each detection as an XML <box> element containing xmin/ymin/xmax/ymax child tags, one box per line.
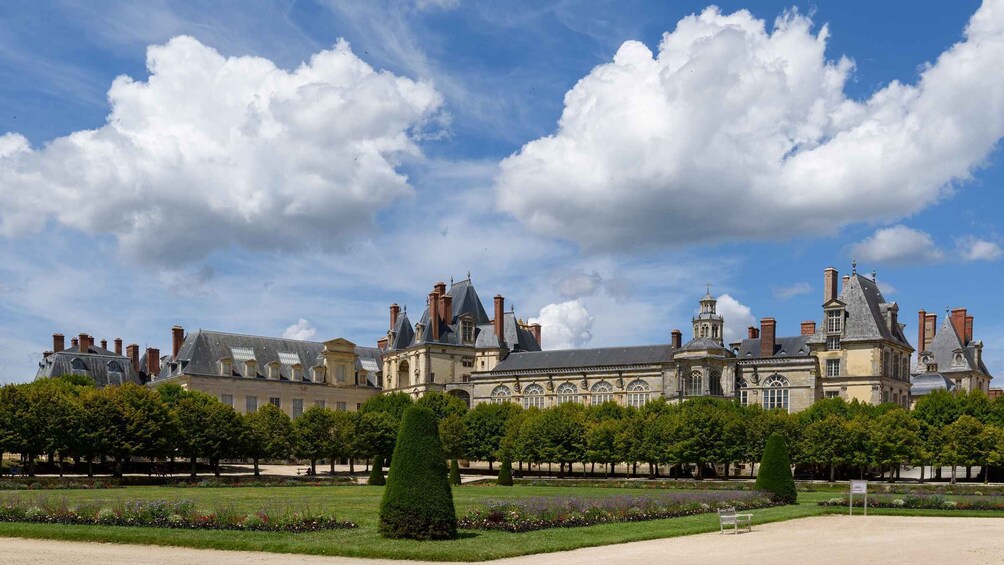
<box><xmin>1</xmin><ymin>0</ymin><xmax>1002</xmax><ymax>382</ymax></box>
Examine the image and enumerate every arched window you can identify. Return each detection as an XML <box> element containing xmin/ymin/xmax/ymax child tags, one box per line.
<box><xmin>626</xmin><ymin>379</ymin><xmax>650</xmax><ymax>408</ymax></box>
<box><xmin>523</xmin><ymin>384</ymin><xmax>545</xmax><ymax>409</ymax></box>
<box><xmin>686</xmin><ymin>371</ymin><xmax>703</xmax><ymax>397</ymax></box>
<box><xmin>71</xmin><ymin>357</ymin><xmax>88</xmax><ymax>372</ymax></box>
<box><xmin>490</xmin><ymin>385</ymin><xmax>512</xmax><ymax>404</ymax></box>
<box><xmin>762</xmin><ymin>375</ymin><xmax>789</xmax><ymax>412</ymax></box>
<box><xmin>556</xmin><ymin>382</ymin><xmax>579</xmax><ymax>404</ymax></box>
<box><xmin>591</xmin><ymin>381</ymin><xmax>614</xmax><ymax>404</ymax></box>
<box><xmin>700</xmin><ymin>325</ymin><xmax>709</xmax><ymax>338</ymax></box>
<box><xmin>709</xmin><ymin>371</ymin><xmax>723</xmax><ymax>396</ymax></box>
<box><xmin>736</xmin><ymin>377</ymin><xmax>749</xmax><ymax>406</ymax></box>
<box><xmin>107</xmin><ymin>360</ymin><xmax>123</xmax><ymax>373</ymax></box>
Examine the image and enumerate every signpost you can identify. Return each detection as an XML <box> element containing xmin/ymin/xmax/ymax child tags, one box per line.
<box><xmin>849</xmin><ymin>480</ymin><xmax>867</xmax><ymax>516</ymax></box>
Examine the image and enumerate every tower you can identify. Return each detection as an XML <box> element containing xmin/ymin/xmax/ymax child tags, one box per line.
<box><xmin>692</xmin><ymin>285</ymin><xmax>725</xmax><ymax>345</ymax></box>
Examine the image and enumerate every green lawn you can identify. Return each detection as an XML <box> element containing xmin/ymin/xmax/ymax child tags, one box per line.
<box><xmin>0</xmin><ymin>485</ymin><xmax>996</xmax><ymax>561</ymax></box>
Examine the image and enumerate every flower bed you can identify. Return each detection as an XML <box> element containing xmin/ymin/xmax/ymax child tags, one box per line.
<box><xmin>0</xmin><ymin>476</ymin><xmax>356</xmax><ymax>491</ymax></box>
<box><xmin>819</xmin><ymin>494</ymin><xmax>1004</xmax><ymax>511</ymax></box>
<box><xmin>0</xmin><ymin>497</ymin><xmax>356</xmax><ymax>532</ymax></box>
<box><xmin>458</xmin><ymin>491</ymin><xmax>776</xmax><ymax>532</ymax></box>
<box><xmin>511</xmin><ymin>478</ymin><xmax>817</xmax><ymax>492</ymax></box>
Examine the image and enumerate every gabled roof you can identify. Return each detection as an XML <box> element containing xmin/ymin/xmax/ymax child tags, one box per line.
<box><xmin>737</xmin><ymin>336</ymin><xmax>811</xmax><ymax>358</ymax></box>
<box><xmin>807</xmin><ymin>274</ymin><xmax>911</xmax><ymax>348</ymax></box>
<box><xmin>490</xmin><ymin>344</ymin><xmax>673</xmax><ymax>373</ymax></box>
<box><xmin>925</xmin><ymin>318</ymin><xmax>991</xmax><ymax>376</ymax></box>
<box><xmin>387</xmin><ymin>311</ymin><xmax>415</xmax><ymax>350</ymax></box>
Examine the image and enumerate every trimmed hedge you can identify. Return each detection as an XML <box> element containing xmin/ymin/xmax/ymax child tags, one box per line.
<box><xmin>497</xmin><ymin>458</ymin><xmax>513</xmax><ymax>486</ymax></box>
<box><xmin>449</xmin><ymin>459</ymin><xmax>461</xmax><ymax>486</ymax></box>
<box><xmin>368</xmin><ymin>457</ymin><xmax>386</xmax><ymax>486</ymax></box>
<box><xmin>755</xmin><ymin>434</ymin><xmax>797</xmax><ymax>504</ymax></box>
<box><xmin>379</xmin><ymin>406</ymin><xmax>457</xmax><ymax>540</ymax></box>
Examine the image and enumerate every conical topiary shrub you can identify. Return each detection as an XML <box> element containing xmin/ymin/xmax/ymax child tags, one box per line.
<box><xmin>379</xmin><ymin>406</ymin><xmax>457</xmax><ymax>540</ymax></box>
<box><xmin>755</xmin><ymin>433</ymin><xmax>797</xmax><ymax>504</ymax></box>
<box><xmin>497</xmin><ymin>457</ymin><xmax>513</xmax><ymax>486</ymax></box>
<box><xmin>369</xmin><ymin>456</ymin><xmax>386</xmax><ymax>485</ymax></box>
<box><xmin>449</xmin><ymin>459</ymin><xmax>461</xmax><ymax>486</ymax></box>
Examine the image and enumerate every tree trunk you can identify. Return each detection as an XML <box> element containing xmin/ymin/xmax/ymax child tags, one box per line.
<box><xmin>88</xmin><ymin>458</ymin><xmax>94</xmax><ymax>478</ymax></box>
<box><xmin>488</xmin><ymin>460</ymin><xmax>494</xmax><ymax>472</ymax></box>
<box><xmin>27</xmin><ymin>454</ymin><xmax>35</xmax><ymax>477</ymax></box>
<box><xmin>951</xmin><ymin>465</ymin><xmax>957</xmax><ymax>484</ymax></box>
<box><xmin>330</xmin><ymin>458</ymin><xmax>335</xmax><ymax>475</ymax></box>
<box><xmin>349</xmin><ymin>458</ymin><xmax>355</xmax><ymax>474</ymax></box>
<box><xmin>190</xmin><ymin>456</ymin><xmax>198</xmax><ymax>477</ymax></box>
<box><xmin>750</xmin><ymin>463</ymin><xmax>756</xmax><ymax>478</ymax></box>
<box><xmin>919</xmin><ymin>464</ymin><xmax>925</xmax><ymax>483</ymax></box>
<box><xmin>590</xmin><ymin>462</ymin><xmax>595</xmax><ymax>474</ymax></box>
<box><xmin>966</xmin><ymin>466</ymin><xmax>972</xmax><ymax>480</ymax></box>
<box><xmin>213</xmin><ymin>458</ymin><xmax>221</xmax><ymax>477</ymax></box>
<box><xmin>114</xmin><ymin>456</ymin><xmax>123</xmax><ymax>478</ymax></box>
<box><xmin>58</xmin><ymin>454</ymin><xmax>64</xmax><ymax>477</ymax></box>
<box><xmin>253</xmin><ymin>457</ymin><xmax>260</xmax><ymax>477</ymax></box>
<box><xmin>724</xmin><ymin>462</ymin><xmax>730</xmax><ymax>480</ymax></box>
<box><xmin>311</xmin><ymin>459</ymin><xmax>317</xmax><ymax>475</ymax></box>
<box><xmin>829</xmin><ymin>463</ymin><xmax>835</xmax><ymax>482</ymax></box>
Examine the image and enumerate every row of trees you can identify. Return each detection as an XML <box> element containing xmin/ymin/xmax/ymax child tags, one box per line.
<box><xmin>3</xmin><ymin>376</ymin><xmax>1004</xmax><ymax>483</ymax></box>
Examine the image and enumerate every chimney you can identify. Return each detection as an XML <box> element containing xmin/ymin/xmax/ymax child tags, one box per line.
<box><xmin>671</xmin><ymin>329</ymin><xmax>682</xmax><ymax>349</ymax></box>
<box><xmin>127</xmin><ymin>344</ymin><xmax>139</xmax><ymax>373</ymax></box>
<box><xmin>146</xmin><ymin>347</ymin><xmax>160</xmax><ymax>376</ymax></box>
<box><xmin>925</xmin><ymin>314</ymin><xmax>937</xmax><ymax>350</ymax></box>
<box><xmin>434</xmin><ymin>281</ymin><xmax>447</xmax><ymax>296</ymax></box>
<box><xmin>842</xmin><ymin>274</ymin><xmax>850</xmax><ymax>288</ymax></box>
<box><xmin>172</xmin><ymin>326</ymin><xmax>184</xmax><ymax>359</ymax></box>
<box><xmin>824</xmin><ymin>267</ymin><xmax>838</xmax><ymax>303</ymax></box>
<box><xmin>100</xmin><ymin>339</ymin><xmax>108</xmax><ymax>350</ymax></box>
<box><xmin>917</xmin><ymin>310</ymin><xmax>927</xmax><ymax>353</ymax></box>
<box><xmin>494</xmin><ymin>295</ymin><xmax>505</xmax><ymax>343</ymax></box>
<box><xmin>389</xmin><ymin>303</ymin><xmax>400</xmax><ymax>331</ymax></box>
<box><xmin>951</xmin><ymin>308</ymin><xmax>967</xmax><ymax>342</ymax></box>
<box><xmin>71</xmin><ymin>337</ymin><xmax>79</xmax><ymax>348</ymax></box>
<box><xmin>441</xmin><ymin>294</ymin><xmax>453</xmax><ymax>325</ymax></box>
<box><xmin>801</xmin><ymin>321</ymin><xmax>816</xmax><ymax>336</ymax></box>
<box><xmin>78</xmin><ymin>333</ymin><xmax>88</xmax><ymax>352</ymax></box>
<box><xmin>747</xmin><ymin>326</ymin><xmax>760</xmax><ymax>339</ymax></box>
<box><xmin>529</xmin><ymin>323</ymin><xmax>542</xmax><ymax>347</ymax></box>
<box><xmin>965</xmin><ymin>315</ymin><xmax>974</xmax><ymax>345</ymax></box>
<box><xmin>114</xmin><ymin>338</ymin><xmax>123</xmax><ymax>356</ymax></box>
<box><xmin>429</xmin><ymin>292</ymin><xmax>440</xmax><ymax>341</ymax></box>
<box><xmin>760</xmin><ymin>318</ymin><xmax>776</xmax><ymax>358</ymax></box>
<box><xmin>53</xmin><ymin>333</ymin><xmax>65</xmax><ymax>353</ymax></box>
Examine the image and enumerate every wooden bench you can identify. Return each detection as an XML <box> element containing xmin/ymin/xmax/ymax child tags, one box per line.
<box><xmin>718</xmin><ymin>507</ymin><xmax>752</xmax><ymax>534</ymax></box>
<box><xmin>296</xmin><ymin>468</ymin><xmax>314</xmax><ymax>476</ymax></box>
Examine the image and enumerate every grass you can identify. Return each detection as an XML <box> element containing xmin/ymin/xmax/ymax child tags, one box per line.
<box><xmin>0</xmin><ymin>485</ymin><xmax>999</xmax><ymax>561</ymax></box>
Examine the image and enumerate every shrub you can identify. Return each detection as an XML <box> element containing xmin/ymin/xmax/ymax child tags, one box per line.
<box><xmin>368</xmin><ymin>458</ymin><xmax>386</xmax><ymax>486</ymax></box>
<box><xmin>379</xmin><ymin>406</ymin><xmax>457</xmax><ymax>540</ymax></box>
<box><xmin>755</xmin><ymin>434</ymin><xmax>797</xmax><ymax>504</ymax></box>
<box><xmin>497</xmin><ymin>458</ymin><xmax>513</xmax><ymax>487</ymax></box>
<box><xmin>449</xmin><ymin>459</ymin><xmax>461</xmax><ymax>486</ymax></box>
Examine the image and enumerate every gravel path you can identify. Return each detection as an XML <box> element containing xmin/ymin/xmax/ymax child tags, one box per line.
<box><xmin>0</xmin><ymin>515</ymin><xmax>1001</xmax><ymax>564</ymax></box>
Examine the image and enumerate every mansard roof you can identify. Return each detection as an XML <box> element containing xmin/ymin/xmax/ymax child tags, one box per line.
<box><xmin>737</xmin><ymin>335</ymin><xmax>811</xmax><ymax>358</ymax></box>
<box><xmin>490</xmin><ymin>344</ymin><xmax>674</xmax><ymax>373</ymax></box>
<box><xmin>806</xmin><ymin>274</ymin><xmax>911</xmax><ymax>348</ymax></box>
<box><xmin>925</xmin><ymin>318</ymin><xmax>991</xmax><ymax>376</ymax></box>
<box><xmin>35</xmin><ymin>347</ymin><xmax>142</xmax><ymax>388</ymax></box>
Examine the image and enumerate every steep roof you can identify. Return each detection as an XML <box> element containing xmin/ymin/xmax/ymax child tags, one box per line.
<box><xmin>737</xmin><ymin>336</ymin><xmax>811</xmax><ymax>358</ymax></box>
<box><xmin>473</xmin><ymin>312</ymin><xmax>541</xmax><ymax>352</ymax></box>
<box><xmin>925</xmin><ymin>318</ymin><xmax>991</xmax><ymax>376</ymax></box>
<box><xmin>35</xmin><ymin>348</ymin><xmax>142</xmax><ymax>388</ymax></box>
<box><xmin>806</xmin><ymin>274</ymin><xmax>911</xmax><ymax>348</ymax></box>
<box><xmin>490</xmin><ymin>344</ymin><xmax>673</xmax><ymax>373</ymax></box>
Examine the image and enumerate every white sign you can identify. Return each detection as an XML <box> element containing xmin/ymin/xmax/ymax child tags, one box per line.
<box><xmin>850</xmin><ymin>480</ymin><xmax>867</xmax><ymax>494</ymax></box>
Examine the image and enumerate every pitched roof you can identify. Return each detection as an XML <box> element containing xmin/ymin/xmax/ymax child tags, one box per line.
<box><xmin>737</xmin><ymin>335</ymin><xmax>811</xmax><ymax>358</ymax></box>
<box><xmin>925</xmin><ymin>318</ymin><xmax>991</xmax><ymax>376</ymax></box>
<box><xmin>35</xmin><ymin>349</ymin><xmax>142</xmax><ymax>388</ymax></box>
<box><xmin>490</xmin><ymin>344</ymin><xmax>673</xmax><ymax>373</ymax></box>
<box><xmin>806</xmin><ymin>274</ymin><xmax>911</xmax><ymax>347</ymax></box>
<box><xmin>473</xmin><ymin>312</ymin><xmax>541</xmax><ymax>352</ymax></box>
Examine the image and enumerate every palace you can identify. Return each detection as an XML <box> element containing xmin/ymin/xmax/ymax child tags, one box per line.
<box><xmin>34</xmin><ymin>266</ymin><xmax>993</xmax><ymax>416</ymax></box>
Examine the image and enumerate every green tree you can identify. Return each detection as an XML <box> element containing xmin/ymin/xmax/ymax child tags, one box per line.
<box><xmin>244</xmin><ymin>403</ymin><xmax>293</xmax><ymax>476</ymax></box>
<box><xmin>755</xmin><ymin>433</ymin><xmax>797</xmax><ymax>504</ymax></box>
<box><xmin>438</xmin><ymin>413</ymin><xmax>467</xmax><ymax>460</ymax></box>
<box><xmin>416</xmin><ymin>392</ymin><xmax>467</xmax><ymax>421</ymax></box>
<box><xmin>330</xmin><ymin>410</ymin><xmax>359</xmax><ymax>474</ymax></box>
<box><xmin>0</xmin><ymin>385</ymin><xmax>24</xmax><ymax>473</ymax></box>
<box><xmin>463</xmin><ymin>402</ymin><xmax>521</xmax><ymax>470</ymax></box>
<box><xmin>535</xmin><ymin>403</ymin><xmax>586</xmax><ymax>476</ymax></box>
<box><xmin>586</xmin><ymin>418</ymin><xmax>621</xmax><ymax>476</ymax></box>
<box><xmin>356</xmin><ymin>411</ymin><xmax>398</xmax><ymax>476</ymax></box>
<box><xmin>293</xmin><ymin>405</ymin><xmax>336</xmax><ymax>474</ymax></box>
<box><xmin>798</xmin><ymin>414</ymin><xmax>849</xmax><ymax>481</ymax></box>
<box><xmin>940</xmin><ymin>415</ymin><xmax>989</xmax><ymax>484</ymax></box>
<box><xmin>869</xmin><ymin>408</ymin><xmax>922</xmax><ymax>482</ymax></box>
<box><xmin>379</xmin><ymin>406</ymin><xmax>456</xmax><ymax>540</ymax></box>
<box><xmin>497</xmin><ymin>457</ymin><xmax>513</xmax><ymax>486</ymax></box>
<box><xmin>361</xmin><ymin>392</ymin><xmax>414</xmax><ymax>421</ymax></box>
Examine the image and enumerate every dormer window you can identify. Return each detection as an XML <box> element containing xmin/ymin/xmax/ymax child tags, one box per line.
<box><xmin>312</xmin><ymin>366</ymin><xmax>325</xmax><ymax>383</ymax></box>
<box><xmin>291</xmin><ymin>365</ymin><xmax>303</xmax><ymax>381</ymax></box>
<box><xmin>107</xmin><ymin>361</ymin><xmax>124</xmax><ymax>373</ymax></box>
<box><xmin>71</xmin><ymin>358</ymin><xmax>88</xmax><ymax>372</ymax></box>
<box><xmin>953</xmin><ymin>353</ymin><xmax>965</xmax><ymax>367</ymax></box>
<box><xmin>826</xmin><ymin>310</ymin><xmax>842</xmax><ymax>333</ymax></box>
<box><xmin>219</xmin><ymin>359</ymin><xmax>232</xmax><ymax>376</ymax></box>
<box><xmin>268</xmin><ymin>363</ymin><xmax>281</xmax><ymax>380</ymax></box>
<box><xmin>461</xmin><ymin>320</ymin><xmax>475</xmax><ymax>343</ymax></box>
<box><xmin>244</xmin><ymin>360</ymin><xmax>257</xmax><ymax>378</ymax></box>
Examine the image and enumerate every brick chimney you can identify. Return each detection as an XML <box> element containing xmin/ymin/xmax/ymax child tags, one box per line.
<box><xmin>748</xmin><ymin>326</ymin><xmax>760</xmax><ymax>339</ymax></box>
<box><xmin>951</xmin><ymin>308</ymin><xmax>967</xmax><ymax>342</ymax></box>
<box><xmin>389</xmin><ymin>303</ymin><xmax>400</xmax><ymax>331</ymax></box>
<box><xmin>100</xmin><ymin>339</ymin><xmax>108</xmax><ymax>350</ymax></box>
<box><xmin>924</xmin><ymin>314</ymin><xmax>937</xmax><ymax>350</ymax></box>
<box><xmin>529</xmin><ymin>323</ymin><xmax>542</xmax><ymax>347</ymax></box>
<box><xmin>429</xmin><ymin>292</ymin><xmax>440</xmax><ymax>341</ymax></box>
<box><xmin>441</xmin><ymin>294</ymin><xmax>453</xmax><ymax>325</ymax></box>
<box><xmin>52</xmin><ymin>333</ymin><xmax>64</xmax><ymax>353</ymax></box>
<box><xmin>801</xmin><ymin>321</ymin><xmax>816</xmax><ymax>336</ymax></box>
<box><xmin>127</xmin><ymin>344</ymin><xmax>139</xmax><ymax>373</ymax></box>
<box><xmin>114</xmin><ymin>338</ymin><xmax>123</xmax><ymax>356</ymax></box>
<box><xmin>434</xmin><ymin>281</ymin><xmax>447</xmax><ymax>296</ymax></box>
<box><xmin>917</xmin><ymin>309</ymin><xmax>927</xmax><ymax>353</ymax></box>
<box><xmin>824</xmin><ymin>267</ymin><xmax>838</xmax><ymax>303</ymax></box>
<box><xmin>493</xmin><ymin>294</ymin><xmax>505</xmax><ymax>343</ymax></box>
<box><xmin>377</xmin><ymin>337</ymin><xmax>388</xmax><ymax>350</ymax></box>
<box><xmin>78</xmin><ymin>333</ymin><xmax>88</xmax><ymax>352</ymax></box>
<box><xmin>146</xmin><ymin>347</ymin><xmax>160</xmax><ymax>376</ymax></box>
<box><xmin>760</xmin><ymin>318</ymin><xmax>776</xmax><ymax>358</ymax></box>
<box><xmin>671</xmin><ymin>329</ymin><xmax>682</xmax><ymax>349</ymax></box>
<box><xmin>842</xmin><ymin>274</ymin><xmax>850</xmax><ymax>288</ymax></box>
<box><xmin>965</xmin><ymin>315</ymin><xmax>974</xmax><ymax>345</ymax></box>
<box><xmin>71</xmin><ymin>337</ymin><xmax>79</xmax><ymax>348</ymax></box>
<box><xmin>172</xmin><ymin>326</ymin><xmax>184</xmax><ymax>359</ymax></box>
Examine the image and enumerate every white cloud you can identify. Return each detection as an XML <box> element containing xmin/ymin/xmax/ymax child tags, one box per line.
<box><xmin>496</xmin><ymin>3</ymin><xmax>1004</xmax><ymax>249</ymax></box>
<box><xmin>850</xmin><ymin>225</ymin><xmax>945</xmax><ymax>265</ymax></box>
<box><xmin>773</xmin><ymin>282</ymin><xmax>811</xmax><ymax>300</ymax></box>
<box><xmin>957</xmin><ymin>236</ymin><xmax>1003</xmax><ymax>261</ymax></box>
<box><xmin>0</xmin><ymin>36</ymin><xmax>443</xmax><ymax>263</ymax></box>
<box><xmin>529</xmin><ymin>299</ymin><xmax>594</xmax><ymax>350</ymax></box>
<box><xmin>415</xmin><ymin>0</ymin><xmax>459</xmax><ymax>11</ymax></box>
<box><xmin>714</xmin><ymin>294</ymin><xmax>755</xmax><ymax>345</ymax></box>
<box><xmin>282</xmin><ymin>318</ymin><xmax>317</xmax><ymax>341</ymax></box>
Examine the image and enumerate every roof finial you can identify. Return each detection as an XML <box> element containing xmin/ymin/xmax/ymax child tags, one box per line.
<box><xmin>706</xmin><ymin>282</ymin><xmax>712</xmax><ymax>296</ymax></box>
<box><xmin>852</xmin><ymin>259</ymin><xmax>857</xmax><ymax>274</ymax></box>
<box><xmin>871</xmin><ymin>268</ymin><xmax>877</xmax><ymax>282</ymax></box>
<box><xmin>467</xmin><ymin>270</ymin><xmax>471</xmax><ymax>280</ymax></box>
<box><xmin>403</xmin><ymin>304</ymin><xmax>407</xmax><ymax>313</ymax></box>
<box><xmin>450</xmin><ymin>276</ymin><xmax>454</xmax><ymax>285</ymax></box>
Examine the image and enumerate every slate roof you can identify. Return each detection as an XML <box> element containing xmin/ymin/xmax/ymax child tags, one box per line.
<box><xmin>737</xmin><ymin>336</ymin><xmax>811</xmax><ymax>358</ymax></box>
<box><xmin>473</xmin><ymin>312</ymin><xmax>541</xmax><ymax>352</ymax></box>
<box><xmin>679</xmin><ymin>337</ymin><xmax>730</xmax><ymax>352</ymax></box>
<box><xmin>490</xmin><ymin>344</ymin><xmax>674</xmax><ymax>373</ymax></box>
<box><xmin>155</xmin><ymin>330</ymin><xmax>381</xmax><ymax>385</ymax></box>
<box><xmin>910</xmin><ymin>372</ymin><xmax>958</xmax><ymax>396</ymax></box>
<box><xmin>387</xmin><ymin>311</ymin><xmax>415</xmax><ymax>350</ymax></box>
<box><xmin>35</xmin><ymin>345</ymin><xmax>142</xmax><ymax>388</ymax></box>
<box><xmin>806</xmin><ymin>274</ymin><xmax>911</xmax><ymax>347</ymax></box>
<box><xmin>925</xmin><ymin>318</ymin><xmax>992</xmax><ymax>377</ymax></box>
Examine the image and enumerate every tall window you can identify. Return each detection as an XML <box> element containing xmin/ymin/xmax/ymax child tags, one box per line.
<box><xmin>269</xmin><ymin>364</ymin><xmax>281</xmax><ymax>380</ymax></box>
<box><xmin>313</xmin><ymin>367</ymin><xmax>325</xmax><ymax>383</ymax></box>
<box><xmin>336</xmin><ymin>365</ymin><xmax>346</xmax><ymax>383</ymax></box>
<box><xmin>826</xmin><ymin>359</ymin><xmax>840</xmax><ymax>377</ymax></box>
<box><xmin>461</xmin><ymin>321</ymin><xmax>475</xmax><ymax>343</ymax></box>
<box><xmin>762</xmin><ymin>375</ymin><xmax>789</xmax><ymax>411</ymax></box>
<box><xmin>826</xmin><ymin>336</ymin><xmax>840</xmax><ymax>351</ymax></box>
<box><xmin>336</xmin><ymin>401</ymin><xmax>347</xmax><ymax>411</ymax></box>
<box><xmin>556</xmin><ymin>382</ymin><xmax>579</xmax><ymax>404</ymax></box>
<box><xmin>709</xmin><ymin>371</ymin><xmax>723</xmax><ymax>396</ymax></box>
<box><xmin>269</xmin><ymin>397</ymin><xmax>281</xmax><ymax>409</ymax></box>
<box><xmin>291</xmin><ymin>366</ymin><xmax>303</xmax><ymax>381</ymax></box>
<box><xmin>826</xmin><ymin>310</ymin><xmax>842</xmax><ymax>333</ymax></box>
<box><xmin>220</xmin><ymin>394</ymin><xmax>233</xmax><ymax>408</ymax></box>
<box><xmin>314</xmin><ymin>400</ymin><xmax>326</xmax><ymax>409</ymax></box>
<box><xmin>523</xmin><ymin>384</ymin><xmax>545</xmax><ymax>409</ymax></box>
<box><xmin>491</xmin><ymin>385</ymin><xmax>512</xmax><ymax>404</ymax></box>
<box><xmin>292</xmin><ymin>398</ymin><xmax>304</xmax><ymax>418</ymax></box>
<box><xmin>219</xmin><ymin>359</ymin><xmax>233</xmax><ymax>376</ymax></box>
<box><xmin>685</xmin><ymin>372</ymin><xmax>703</xmax><ymax>396</ymax></box>
<box><xmin>591</xmin><ymin>381</ymin><xmax>614</xmax><ymax>404</ymax></box>
<box><xmin>246</xmin><ymin>396</ymin><xmax>258</xmax><ymax>413</ymax></box>
<box><xmin>626</xmin><ymin>380</ymin><xmax>650</xmax><ymax>408</ymax></box>
<box><xmin>736</xmin><ymin>377</ymin><xmax>748</xmax><ymax>406</ymax></box>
